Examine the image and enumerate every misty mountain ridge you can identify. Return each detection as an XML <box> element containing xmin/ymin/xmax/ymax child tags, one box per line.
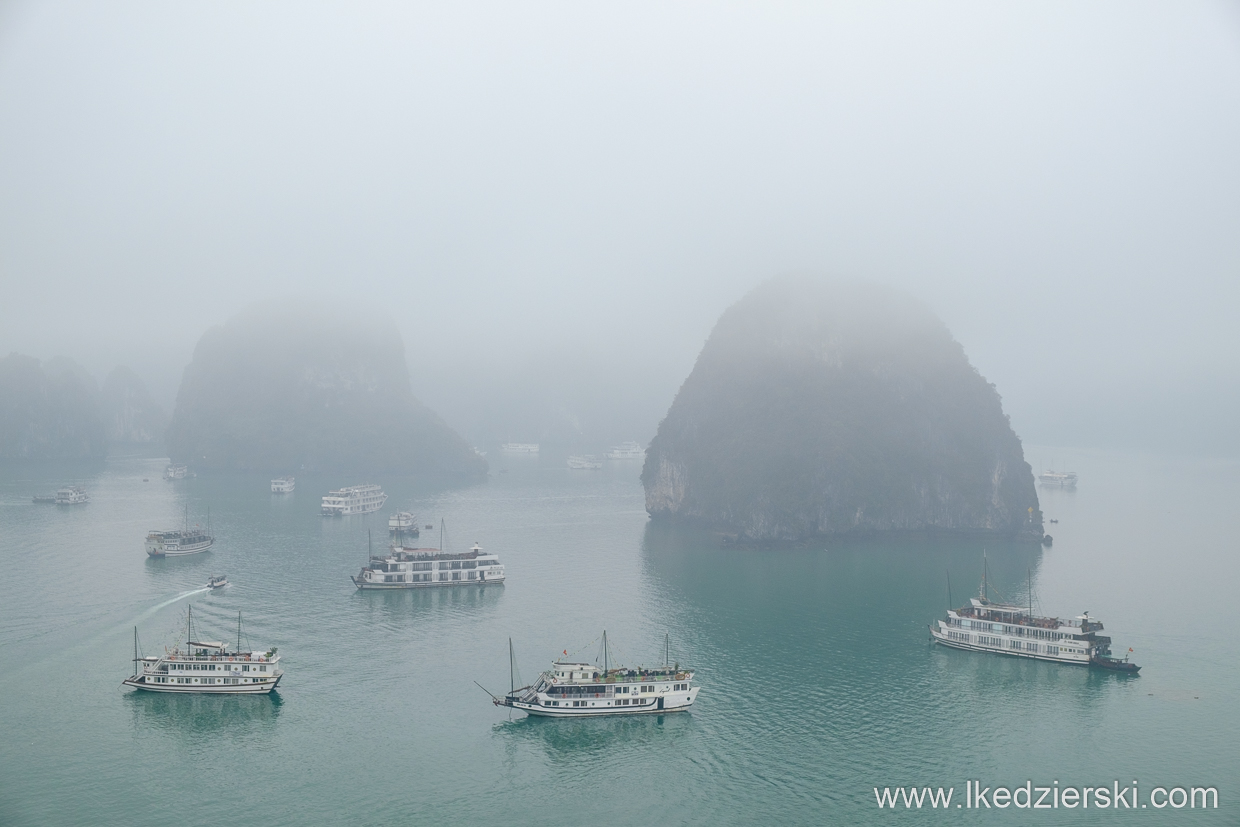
<box><xmin>642</xmin><ymin>277</ymin><xmax>1043</xmax><ymax>543</ymax></box>
<box><xmin>165</xmin><ymin>306</ymin><xmax>486</xmax><ymax>480</ymax></box>
<box><xmin>0</xmin><ymin>355</ymin><xmax>168</xmax><ymax>462</ymax></box>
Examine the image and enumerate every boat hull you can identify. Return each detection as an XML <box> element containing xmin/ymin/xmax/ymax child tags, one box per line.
<box><xmin>147</xmin><ymin>540</ymin><xmax>214</xmax><ymax>557</ymax></box>
<box><xmin>352</xmin><ymin>576</ymin><xmax>505</xmax><ymax>590</ymax></box>
<box><xmin>122</xmin><ymin>674</ymin><xmax>281</xmax><ymax>694</ymax></box>
<box><xmin>931</xmin><ymin>628</ymin><xmax>1091</xmax><ymax>665</ymax></box>
<box><xmin>506</xmin><ymin>698</ymin><xmax>694</xmax><ymax>717</ymax></box>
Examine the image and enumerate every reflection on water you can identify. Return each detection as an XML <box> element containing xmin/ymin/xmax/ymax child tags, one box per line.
<box><xmin>494</xmin><ymin>710</ymin><xmax>695</xmax><ymax>765</ymax></box>
<box><xmin>125</xmin><ymin>689</ymin><xmax>282</xmax><ymax>736</ymax></box>
<box><xmin>352</xmin><ymin>581</ymin><xmax>506</xmax><ymax>624</ymax></box>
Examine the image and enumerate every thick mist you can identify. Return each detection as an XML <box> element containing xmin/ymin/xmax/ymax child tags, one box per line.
<box><xmin>1</xmin><ymin>2</ymin><xmax>1237</xmax><ymax>455</ymax></box>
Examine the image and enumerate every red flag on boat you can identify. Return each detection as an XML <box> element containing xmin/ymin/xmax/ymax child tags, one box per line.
<box><xmin>563</xmin><ymin>649</ymin><xmax>567</xmax><ymax>656</ymax></box>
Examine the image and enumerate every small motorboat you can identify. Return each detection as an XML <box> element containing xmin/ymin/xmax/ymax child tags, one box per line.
<box><xmin>207</xmin><ymin>575</ymin><xmax>229</xmax><ymax>589</ymax></box>
<box><xmin>1091</xmin><ymin>653</ymin><xmax>1140</xmax><ymax>673</ymax></box>
<box><xmin>424</xmin><ymin>524</ymin><xmax>434</xmax><ymax>531</ymax></box>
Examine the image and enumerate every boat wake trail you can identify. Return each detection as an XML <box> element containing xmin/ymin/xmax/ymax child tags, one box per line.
<box><xmin>135</xmin><ymin>588</ymin><xmax>211</xmax><ymax>623</ymax></box>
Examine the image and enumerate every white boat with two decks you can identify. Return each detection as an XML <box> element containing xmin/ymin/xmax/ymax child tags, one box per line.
<box><xmin>501</xmin><ymin>443</ymin><xmax>540</xmax><ymax>453</ymax></box>
<box><xmin>353</xmin><ymin>542</ymin><xmax>504</xmax><ymax>589</ymax></box>
<box><xmin>146</xmin><ymin>506</ymin><xmax>214</xmax><ymax>557</ymax></box>
<box><xmin>55</xmin><ymin>486</ymin><xmax>89</xmax><ymax>504</ymax></box>
<box><xmin>604</xmin><ymin>441</ymin><xmax>645</xmax><ymax>460</ymax></box>
<box><xmin>271</xmin><ymin>476</ymin><xmax>295</xmax><ymax>493</ymax></box>
<box><xmin>321</xmin><ymin>484</ymin><xmax>387</xmax><ymax>515</ymax></box>
<box><xmin>492</xmin><ymin>632</ymin><xmax>699</xmax><ymax>717</ymax></box>
<box><xmin>122</xmin><ymin>607</ymin><xmax>282</xmax><ymax>694</ymax></box>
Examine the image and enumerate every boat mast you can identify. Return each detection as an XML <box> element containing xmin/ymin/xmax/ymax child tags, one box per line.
<box><xmin>603</xmin><ymin>630</ymin><xmax>608</xmax><ymax>675</ymax></box>
<box><xmin>186</xmin><ymin>604</ymin><xmax>193</xmax><ymax>649</ymax></box>
<box><xmin>665</xmin><ymin>632</ymin><xmax>669</xmax><ymax>667</ymax></box>
<box><xmin>508</xmin><ymin>638</ymin><xmax>514</xmax><ymax>697</ymax></box>
<box><xmin>133</xmin><ymin>626</ymin><xmax>138</xmax><ymax>674</ymax></box>
<box><xmin>947</xmin><ymin>570</ymin><xmax>953</xmax><ymax>610</ymax></box>
<box><xmin>236</xmin><ymin>611</ymin><xmax>242</xmax><ymax>654</ymax></box>
<box><xmin>982</xmin><ymin>551</ymin><xmax>989</xmax><ymax>602</ymax></box>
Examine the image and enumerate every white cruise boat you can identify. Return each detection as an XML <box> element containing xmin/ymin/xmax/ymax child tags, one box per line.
<box><xmin>501</xmin><ymin>443</ymin><xmax>540</xmax><ymax>453</ymax></box>
<box><xmin>567</xmin><ymin>455</ymin><xmax>602</xmax><ymax>470</ymax></box>
<box><xmin>388</xmin><ymin>510</ymin><xmax>420</xmax><ymax>535</ymax></box>
<box><xmin>122</xmin><ymin>607</ymin><xmax>282</xmax><ymax>694</ymax></box>
<box><xmin>55</xmin><ymin>486</ymin><xmax>89</xmax><ymax>504</ymax></box>
<box><xmin>605</xmin><ymin>441</ymin><xmax>645</xmax><ymax>460</ymax></box>
<box><xmin>1038</xmin><ymin>470</ymin><xmax>1078</xmax><ymax>487</ymax></box>
<box><xmin>321</xmin><ymin>484</ymin><xmax>387</xmax><ymax>516</ymax></box>
<box><xmin>271</xmin><ymin>476</ymin><xmax>295</xmax><ymax>493</ymax></box>
<box><xmin>493</xmin><ymin>633</ymin><xmax>699</xmax><ymax>717</ymax></box>
<box><xmin>353</xmin><ymin>542</ymin><xmax>504</xmax><ymax>589</ymax></box>
<box><xmin>146</xmin><ymin>506</ymin><xmax>214</xmax><ymax>557</ymax></box>
<box><xmin>164</xmin><ymin>464</ymin><xmax>189</xmax><ymax>480</ymax></box>
<box><xmin>931</xmin><ymin>574</ymin><xmax>1139</xmax><ymax>672</ymax></box>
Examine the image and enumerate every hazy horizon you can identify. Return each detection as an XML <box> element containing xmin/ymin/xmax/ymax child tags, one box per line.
<box><xmin>2</xmin><ymin>1</ymin><xmax>1238</xmax><ymax>456</ymax></box>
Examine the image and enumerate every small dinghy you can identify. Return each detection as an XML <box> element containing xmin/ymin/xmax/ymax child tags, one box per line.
<box><xmin>207</xmin><ymin>575</ymin><xmax>228</xmax><ymax>589</ymax></box>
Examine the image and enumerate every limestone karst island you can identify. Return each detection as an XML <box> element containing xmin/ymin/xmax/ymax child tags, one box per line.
<box><xmin>165</xmin><ymin>307</ymin><xmax>486</xmax><ymax>481</ymax></box>
<box><xmin>642</xmin><ymin>278</ymin><xmax>1043</xmax><ymax>543</ymax></box>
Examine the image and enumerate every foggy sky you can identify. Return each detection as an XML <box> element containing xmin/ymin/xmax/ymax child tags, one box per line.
<box><xmin>1</xmin><ymin>2</ymin><xmax>1238</xmax><ymax>454</ymax></box>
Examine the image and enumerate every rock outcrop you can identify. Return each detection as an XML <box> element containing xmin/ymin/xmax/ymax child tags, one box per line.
<box><xmin>0</xmin><ymin>354</ymin><xmax>107</xmax><ymax>461</ymax></box>
<box><xmin>642</xmin><ymin>278</ymin><xmax>1041</xmax><ymax>542</ymax></box>
<box><xmin>166</xmin><ymin>306</ymin><xmax>486</xmax><ymax>481</ymax></box>
<box><xmin>102</xmin><ymin>366</ymin><xmax>167</xmax><ymax>445</ymax></box>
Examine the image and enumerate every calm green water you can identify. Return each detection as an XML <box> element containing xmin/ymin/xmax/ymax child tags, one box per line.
<box><xmin>1</xmin><ymin>449</ymin><xmax>1236</xmax><ymax>825</ymax></box>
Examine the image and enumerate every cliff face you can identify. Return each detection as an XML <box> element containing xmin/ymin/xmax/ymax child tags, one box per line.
<box><xmin>166</xmin><ymin>308</ymin><xmax>487</xmax><ymax>481</ymax></box>
<box><xmin>642</xmin><ymin>278</ymin><xmax>1041</xmax><ymax>541</ymax></box>
<box><xmin>0</xmin><ymin>354</ymin><xmax>107</xmax><ymax>461</ymax></box>
<box><xmin>102</xmin><ymin>366</ymin><xmax>167</xmax><ymax>445</ymax></box>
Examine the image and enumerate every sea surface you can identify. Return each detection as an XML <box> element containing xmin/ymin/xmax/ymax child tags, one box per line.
<box><xmin>0</xmin><ymin>448</ymin><xmax>1236</xmax><ymax>825</ymax></box>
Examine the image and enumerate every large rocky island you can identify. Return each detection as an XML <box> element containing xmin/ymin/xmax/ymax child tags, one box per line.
<box><xmin>642</xmin><ymin>278</ymin><xmax>1042</xmax><ymax>542</ymax></box>
<box><xmin>166</xmin><ymin>308</ymin><xmax>486</xmax><ymax>481</ymax></box>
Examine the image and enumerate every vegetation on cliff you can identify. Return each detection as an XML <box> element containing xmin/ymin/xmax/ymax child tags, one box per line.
<box><xmin>165</xmin><ymin>307</ymin><xmax>486</xmax><ymax>481</ymax></box>
<box><xmin>642</xmin><ymin>278</ymin><xmax>1042</xmax><ymax>541</ymax></box>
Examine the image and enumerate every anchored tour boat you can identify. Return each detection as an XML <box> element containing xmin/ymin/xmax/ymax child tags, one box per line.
<box><xmin>55</xmin><ymin>486</ymin><xmax>90</xmax><ymax>505</ymax></box>
<box><xmin>388</xmin><ymin>510</ymin><xmax>420</xmax><ymax>536</ymax></box>
<box><xmin>271</xmin><ymin>476</ymin><xmax>295</xmax><ymax>493</ymax></box>
<box><xmin>566</xmin><ymin>455</ymin><xmax>602</xmax><ymax>470</ymax></box>
<box><xmin>321</xmin><ymin>484</ymin><xmax>387</xmax><ymax>516</ymax></box>
<box><xmin>931</xmin><ymin>563</ymin><xmax>1139</xmax><ymax>672</ymax></box>
<box><xmin>489</xmin><ymin>632</ymin><xmax>699</xmax><ymax>717</ymax></box>
<box><xmin>146</xmin><ymin>506</ymin><xmax>214</xmax><ymax>557</ymax></box>
<box><xmin>164</xmin><ymin>464</ymin><xmax>189</xmax><ymax>481</ymax></box>
<box><xmin>1038</xmin><ymin>470</ymin><xmax>1078</xmax><ymax>487</ymax></box>
<box><xmin>501</xmin><ymin>443</ymin><xmax>539</xmax><ymax>454</ymax></box>
<box><xmin>123</xmin><ymin>607</ymin><xmax>281</xmax><ymax>694</ymax></box>
<box><xmin>604</xmin><ymin>441</ymin><xmax>645</xmax><ymax>460</ymax></box>
<box><xmin>353</xmin><ymin>530</ymin><xmax>504</xmax><ymax>589</ymax></box>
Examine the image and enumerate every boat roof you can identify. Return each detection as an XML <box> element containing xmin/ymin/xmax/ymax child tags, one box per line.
<box><xmin>381</xmin><ymin>547</ymin><xmax>492</xmax><ymax>561</ymax></box>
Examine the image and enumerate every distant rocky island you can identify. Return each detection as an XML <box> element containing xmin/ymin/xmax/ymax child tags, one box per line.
<box><xmin>0</xmin><ymin>354</ymin><xmax>108</xmax><ymax>461</ymax></box>
<box><xmin>642</xmin><ymin>278</ymin><xmax>1042</xmax><ymax>542</ymax></box>
<box><xmin>165</xmin><ymin>307</ymin><xmax>486</xmax><ymax>481</ymax></box>
<box><xmin>0</xmin><ymin>356</ymin><xmax>167</xmax><ymax>462</ymax></box>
